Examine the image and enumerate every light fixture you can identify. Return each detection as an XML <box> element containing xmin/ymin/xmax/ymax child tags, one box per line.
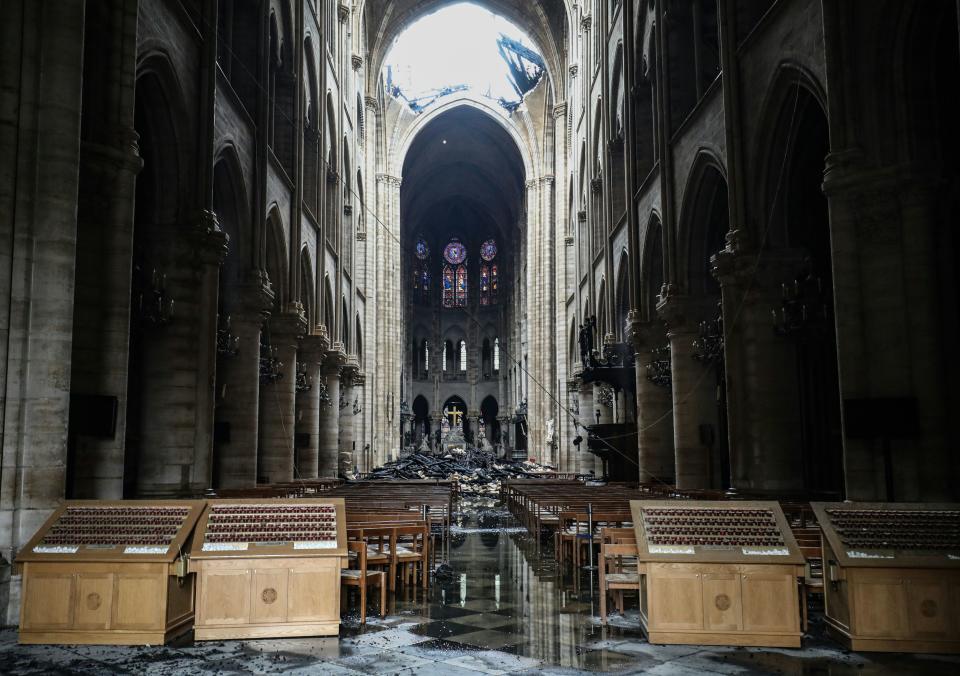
<box><xmin>135</xmin><ymin>265</ymin><xmax>174</xmax><ymax>328</ymax></box>
<box><xmin>645</xmin><ymin>344</ymin><xmax>672</xmax><ymax>389</ymax></box>
<box><xmin>772</xmin><ymin>272</ymin><xmax>829</xmax><ymax>338</ymax></box>
<box><xmin>295</xmin><ymin>362</ymin><xmax>312</xmax><ymax>393</ymax></box>
<box><xmin>259</xmin><ymin>340</ymin><xmax>283</xmax><ymax>384</ymax></box>
<box><xmin>692</xmin><ymin>304</ymin><xmax>723</xmax><ymax>364</ymax></box>
<box><xmin>217</xmin><ymin>315</ymin><xmax>240</xmax><ymax>358</ymax></box>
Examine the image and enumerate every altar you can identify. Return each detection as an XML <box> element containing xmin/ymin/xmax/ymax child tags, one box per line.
<box><xmin>441</xmin><ymin>404</ymin><xmax>466</xmax><ymax>453</ymax></box>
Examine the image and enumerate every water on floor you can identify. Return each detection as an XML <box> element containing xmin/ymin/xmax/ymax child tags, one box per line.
<box><xmin>2</xmin><ymin>498</ymin><xmax>959</xmax><ymax>674</ymax></box>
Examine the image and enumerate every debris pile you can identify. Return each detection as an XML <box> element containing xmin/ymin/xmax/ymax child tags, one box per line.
<box><xmin>359</xmin><ymin>448</ymin><xmax>557</xmax><ymax>494</ymax></box>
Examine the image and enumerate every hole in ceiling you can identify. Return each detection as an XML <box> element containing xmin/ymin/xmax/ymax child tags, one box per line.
<box><xmin>384</xmin><ymin>2</ymin><xmax>545</xmax><ymax>113</ymax></box>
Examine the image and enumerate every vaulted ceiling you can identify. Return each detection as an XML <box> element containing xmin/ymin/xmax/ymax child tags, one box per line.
<box><xmin>400</xmin><ymin>106</ymin><xmax>525</xmax><ymax>243</ymax></box>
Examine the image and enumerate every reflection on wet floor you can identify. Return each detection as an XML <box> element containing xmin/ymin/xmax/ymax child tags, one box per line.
<box><xmin>3</xmin><ymin>498</ymin><xmax>960</xmax><ymax>674</ymax></box>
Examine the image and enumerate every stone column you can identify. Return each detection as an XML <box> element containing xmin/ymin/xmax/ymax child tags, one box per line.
<box><xmin>577</xmin><ymin>381</ymin><xmax>600</xmax><ymax>475</ymax></box>
<box><xmin>319</xmin><ymin>347</ymin><xmax>346</xmax><ymax>477</ymax></box>
<box><xmin>136</xmin><ymin>219</ymin><xmax>227</xmax><ymax>497</ymax></box>
<box><xmin>294</xmin><ymin>332</ymin><xmax>329</xmax><ymax>479</ymax></box>
<box><xmin>69</xmin><ymin>129</ymin><xmax>142</xmax><ymax>499</ymax></box>
<box><xmin>257</xmin><ymin>312</ymin><xmax>306</xmax><ymax>484</ymax></box>
<box><xmin>0</xmin><ymin>0</ymin><xmax>87</xmax><ymax>624</ymax></box>
<box><xmin>214</xmin><ymin>278</ymin><xmax>273</xmax><ymax>488</ymax></box>
<box><xmin>468</xmin><ymin>411</ymin><xmax>481</xmax><ymax>448</ymax></box>
<box><xmin>339</xmin><ymin>358</ymin><xmax>359</xmax><ymax>474</ymax></box>
<box><xmin>374</xmin><ymin>174</ymin><xmax>402</xmax><ymax>468</ymax></box>
<box><xmin>351</xmin><ymin>372</ymin><xmax>366</xmax><ymax>470</ymax></box>
<box><xmin>628</xmin><ymin>318</ymin><xmax>675</xmax><ymax>484</ymax></box>
<box><xmin>659</xmin><ymin>295</ymin><xmax>716</xmax><ymax>489</ymax></box>
<box><xmin>713</xmin><ymin>246</ymin><xmax>804</xmax><ymax>492</ymax></box>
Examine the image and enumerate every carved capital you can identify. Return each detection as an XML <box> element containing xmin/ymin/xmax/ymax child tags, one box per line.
<box><xmin>569</xmin><ymin>63</ymin><xmax>579</xmax><ymax>79</ymax></box>
<box><xmin>343</xmin><ymin>203</ymin><xmax>353</xmax><ymax>216</ymax></box>
<box><xmin>626</xmin><ymin>315</ymin><xmax>661</xmax><ymax>353</ymax></box>
<box><xmin>299</xmin><ymin>333</ymin><xmax>330</xmax><ymax>362</ymax></box>
<box><xmin>185</xmin><ymin>210</ymin><xmax>229</xmax><ymax>268</ymax></box>
<box><xmin>376</xmin><ymin>173</ymin><xmax>401</xmax><ymax>187</ymax></box>
<box><xmin>553</xmin><ymin>103</ymin><xmax>568</xmax><ymax>119</ymax></box>
<box><xmin>364</xmin><ymin>95</ymin><xmax>380</xmax><ymax>113</ymax></box>
<box><xmin>351</xmin><ymin>54</ymin><xmax>363</xmax><ymax>71</ymax></box>
<box><xmin>267</xmin><ymin>312</ymin><xmax>309</xmax><ymax>349</ymax></box>
<box><xmin>337</xmin><ymin>3</ymin><xmax>349</xmax><ymax>23</ymax></box>
<box><xmin>656</xmin><ymin>293</ymin><xmax>711</xmax><ymax>333</ymax></box>
<box><xmin>564</xmin><ymin>234</ymin><xmax>575</xmax><ymax>246</ymax></box>
<box><xmin>581</xmin><ymin>15</ymin><xmax>592</xmax><ymax>32</ymax></box>
<box><xmin>323</xmin><ymin>346</ymin><xmax>348</xmax><ymax>375</ymax></box>
<box><xmin>237</xmin><ymin>273</ymin><xmax>275</xmax><ymax>317</ymax></box>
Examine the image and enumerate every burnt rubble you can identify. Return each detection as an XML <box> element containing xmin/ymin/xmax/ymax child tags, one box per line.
<box><xmin>353</xmin><ymin>448</ymin><xmax>563</xmax><ymax>494</ymax></box>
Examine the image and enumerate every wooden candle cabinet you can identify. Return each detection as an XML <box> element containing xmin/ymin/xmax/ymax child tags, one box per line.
<box><xmin>630</xmin><ymin>500</ymin><xmax>805</xmax><ymax>648</ymax></box>
<box><xmin>811</xmin><ymin>502</ymin><xmax>960</xmax><ymax>653</ymax></box>
<box><xmin>188</xmin><ymin>498</ymin><xmax>348</xmax><ymax>640</ymax></box>
<box><xmin>15</xmin><ymin>500</ymin><xmax>204</xmax><ymax>645</ymax></box>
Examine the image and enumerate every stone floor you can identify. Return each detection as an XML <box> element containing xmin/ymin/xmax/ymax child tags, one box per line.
<box><xmin>3</xmin><ymin>498</ymin><xmax>960</xmax><ymax>674</ymax></box>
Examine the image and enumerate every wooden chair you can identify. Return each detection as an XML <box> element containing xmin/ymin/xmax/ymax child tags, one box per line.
<box><xmin>392</xmin><ymin>523</ymin><xmax>430</xmax><ymax>589</ymax></box>
<box><xmin>598</xmin><ymin>541</ymin><xmax>642</xmax><ymax>625</ymax></box>
<box><xmin>341</xmin><ymin>541</ymin><xmax>386</xmax><ymax>624</ymax></box>
<box><xmin>356</xmin><ymin>526</ymin><xmax>398</xmax><ymax>591</ymax></box>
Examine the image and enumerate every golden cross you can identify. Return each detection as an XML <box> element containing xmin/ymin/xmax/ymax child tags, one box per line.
<box><xmin>444</xmin><ymin>406</ymin><xmax>463</xmax><ymax>427</ymax></box>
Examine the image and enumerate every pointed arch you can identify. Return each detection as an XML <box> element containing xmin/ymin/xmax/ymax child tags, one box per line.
<box><xmin>355</xmin><ymin>313</ymin><xmax>364</xmax><ymax>366</ymax></box>
<box><xmin>322</xmin><ymin>275</ymin><xmax>334</xmax><ymax>334</ymax></box>
<box><xmin>750</xmin><ymin>62</ymin><xmax>828</xmax><ymax>247</ymax></box>
<box><xmin>264</xmin><ymin>206</ymin><xmax>288</xmax><ymax>308</ymax></box>
<box><xmin>641</xmin><ymin>212</ymin><xmax>665</xmax><ymax>321</ymax></box>
<box><xmin>134</xmin><ymin>53</ymin><xmax>190</xmax><ymax>227</ymax></box>
<box><xmin>676</xmin><ymin>151</ymin><xmax>729</xmax><ymax>296</ymax></box>
<box><xmin>299</xmin><ymin>247</ymin><xmax>315</xmax><ymax>328</ymax></box>
<box><xmin>213</xmin><ymin>144</ymin><xmax>251</xmax><ymax>290</ymax></box>
<box><xmin>614</xmin><ymin>249</ymin><xmax>630</xmax><ymax>340</ymax></box>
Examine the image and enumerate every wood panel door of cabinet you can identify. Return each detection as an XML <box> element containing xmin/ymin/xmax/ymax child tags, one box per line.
<box><xmin>198</xmin><ymin>568</ymin><xmax>252</xmax><ymax>626</ymax></box>
<box><xmin>648</xmin><ymin>567</ymin><xmax>704</xmax><ymax>632</ymax></box>
<box><xmin>113</xmin><ymin>573</ymin><xmax>164</xmax><ymax>631</ymax></box>
<box><xmin>251</xmin><ymin>569</ymin><xmax>289</xmax><ymax>624</ymax></box>
<box><xmin>852</xmin><ymin>576</ymin><xmax>908</xmax><ymax>639</ymax></box>
<box><xmin>702</xmin><ymin>573</ymin><xmax>743</xmax><ymax>632</ymax></box>
<box><xmin>741</xmin><ymin>571</ymin><xmax>797</xmax><ymax>634</ymax></box>
<box><xmin>905</xmin><ymin>579</ymin><xmax>952</xmax><ymax>639</ymax></box>
<box><xmin>74</xmin><ymin>573</ymin><xmax>114</xmax><ymax>630</ymax></box>
<box><xmin>288</xmin><ymin>560</ymin><xmax>338</xmax><ymax>623</ymax></box>
<box><xmin>22</xmin><ymin>568</ymin><xmax>75</xmax><ymax>631</ymax></box>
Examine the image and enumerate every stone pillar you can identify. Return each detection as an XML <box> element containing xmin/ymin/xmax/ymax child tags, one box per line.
<box><xmin>294</xmin><ymin>332</ymin><xmax>328</xmax><ymax>479</ymax></box>
<box><xmin>214</xmin><ymin>279</ymin><xmax>273</xmax><ymax>488</ymax></box>
<box><xmin>577</xmin><ymin>381</ymin><xmax>599</xmax><ymax>475</ymax></box>
<box><xmin>713</xmin><ymin>246</ymin><xmax>804</xmax><ymax>492</ymax></box>
<box><xmin>136</xmin><ymin>219</ymin><xmax>227</xmax><ymax>497</ymax></box>
<box><xmin>319</xmin><ymin>347</ymin><xmax>346</xmax><ymax>477</ymax></box>
<box><xmin>374</xmin><ymin>174</ymin><xmax>402</xmax><ymax>468</ymax></box>
<box><xmin>659</xmin><ymin>295</ymin><xmax>718</xmax><ymax>489</ymax></box>
<box><xmin>0</xmin><ymin>0</ymin><xmax>87</xmax><ymax>624</ymax></box>
<box><xmin>565</xmin><ymin>378</ymin><xmax>582</xmax><ymax>472</ymax></box>
<box><xmin>629</xmin><ymin>319</ymin><xmax>675</xmax><ymax>484</ymax></box>
<box><xmin>339</xmin><ymin>359</ymin><xmax>358</xmax><ymax>474</ymax></box>
<box><xmin>351</xmin><ymin>372</ymin><xmax>366</xmax><ymax>469</ymax></box>
<box><xmin>257</xmin><ymin>312</ymin><xmax>306</xmax><ymax>484</ymax></box>
<box><xmin>69</xmin><ymin>130</ymin><xmax>141</xmax><ymax>499</ymax></box>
